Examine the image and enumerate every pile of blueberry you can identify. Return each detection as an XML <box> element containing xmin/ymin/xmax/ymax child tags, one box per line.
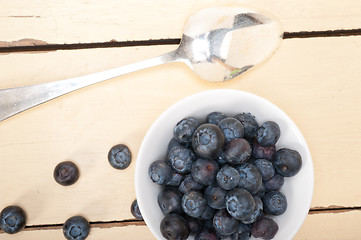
<box><xmin>148</xmin><ymin>112</ymin><xmax>302</xmax><ymax>240</ymax></box>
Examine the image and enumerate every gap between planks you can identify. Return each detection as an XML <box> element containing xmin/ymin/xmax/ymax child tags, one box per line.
<box><xmin>0</xmin><ymin>206</ymin><xmax>359</xmax><ymax>233</ymax></box>
<box><xmin>0</xmin><ymin>28</ymin><xmax>361</xmax><ymax>53</ymax></box>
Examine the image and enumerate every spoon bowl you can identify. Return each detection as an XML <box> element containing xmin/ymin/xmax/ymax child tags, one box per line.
<box><xmin>0</xmin><ymin>6</ymin><xmax>283</xmax><ymax>122</ymax></box>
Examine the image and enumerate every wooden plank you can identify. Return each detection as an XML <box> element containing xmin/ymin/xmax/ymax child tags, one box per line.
<box><xmin>0</xmin><ymin>36</ymin><xmax>361</xmax><ymax>227</ymax></box>
<box><xmin>1</xmin><ymin>0</ymin><xmax>361</xmax><ymax>45</ymax></box>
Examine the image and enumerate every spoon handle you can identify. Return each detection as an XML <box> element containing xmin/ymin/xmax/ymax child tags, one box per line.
<box><xmin>0</xmin><ymin>50</ymin><xmax>180</xmax><ymax>122</ymax></box>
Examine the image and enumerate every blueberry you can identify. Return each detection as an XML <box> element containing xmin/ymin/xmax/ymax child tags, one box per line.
<box><xmin>158</xmin><ymin>188</ymin><xmax>183</xmax><ymax>215</ymax></box>
<box><xmin>186</xmin><ymin>217</ymin><xmax>203</xmax><ymax>235</ymax></box>
<box><xmin>218</xmin><ymin>117</ymin><xmax>244</xmax><ymax>142</ymax></box>
<box><xmin>241</xmin><ymin>196</ymin><xmax>263</xmax><ymax>225</ymax></box>
<box><xmin>192</xmin><ymin>124</ymin><xmax>225</xmax><ymax>159</ymax></box>
<box><xmin>233</xmin><ymin>113</ymin><xmax>258</xmax><ymax>140</ymax></box>
<box><xmin>236</xmin><ymin>163</ymin><xmax>262</xmax><ymax>194</ymax></box>
<box><xmin>213</xmin><ymin>209</ymin><xmax>239</xmax><ymax>236</ymax></box>
<box><xmin>167</xmin><ymin>137</ymin><xmax>185</xmax><ymax>152</ymax></box>
<box><xmin>0</xmin><ymin>205</ymin><xmax>26</xmax><ymax>234</ymax></box>
<box><xmin>255</xmin><ymin>121</ymin><xmax>280</xmax><ymax>147</ymax></box>
<box><xmin>53</xmin><ymin>161</ymin><xmax>79</xmax><ymax>186</ymax></box>
<box><xmin>263</xmin><ymin>191</ymin><xmax>287</xmax><ymax>216</ymax></box>
<box><xmin>254</xmin><ymin>159</ymin><xmax>275</xmax><ymax>181</ymax></box>
<box><xmin>223</xmin><ymin>223</ymin><xmax>251</xmax><ymax>240</ymax></box>
<box><xmin>225</xmin><ymin>188</ymin><xmax>255</xmax><ymax>220</ymax></box>
<box><xmin>63</xmin><ymin>216</ymin><xmax>90</xmax><ymax>240</ymax></box>
<box><xmin>199</xmin><ymin>205</ymin><xmax>215</xmax><ymax>220</ymax></box>
<box><xmin>130</xmin><ymin>199</ymin><xmax>143</xmax><ymax>220</ymax></box>
<box><xmin>273</xmin><ymin>148</ymin><xmax>302</xmax><ymax>177</ymax></box>
<box><xmin>178</xmin><ymin>174</ymin><xmax>203</xmax><ymax>194</ymax></box>
<box><xmin>205</xmin><ymin>185</ymin><xmax>227</xmax><ymax>210</ymax></box>
<box><xmin>160</xmin><ymin>214</ymin><xmax>190</xmax><ymax>240</ymax></box>
<box><xmin>174</xmin><ymin>117</ymin><xmax>200</xmax><ymax>144</ymax></box>
<box><xmin>255</xmin><ymin>183</ymin><xmax>266</xmax><ymax>199</ymax></box>
<box><xmin>167</xmin><ymin>146</ymin><xmax>196</xmax><ymax>174</ymax></box>
<box><xmin>252</xmin><ymin>141</ymin><xmax>276</xmax><ymax>160</ymax></box>
<box><xmin>194</xmin><ymin>229</ymin><xmax>218</xmax><ymax>240</ymax></box>
<box><xmin>216</xmin><ymin>165</ymin><xmax>240</xmax><ymax>190</ymax></box>
<box><xmin>263</xmin><ymin>173</ymin><xmax>284</xmax><ymax>191</ymax></box>
<box><xmin>148</xmin><ymin>160</ymin><xmax>173</xmax><ymax>185</ymax></box>
<box><xmin>206</xmin><ymin>112</ymin><xmax>227</xmax><ymax>125</ymax></box>
<box><xmin>108</xmin><ymin>144</ymin><xmax>132</xmax><ymax>170</ymax></box>
<box><xmin>166</xmin><ymin>172</ymin><xmax>184</xmax><ymax>187</ymax></box>
<box><xmin>225</xmin><ymin>138</ymin><xmax>251</xmax><ymax>165</ymax></box>
<box><xmin>251</xmin><ymin>216</ymin><xmax>278</xmax><ymax>240</ymax></box>
<box><xmin>191</xmin><ymin>158</ymin><xmax>219</xmax><ymax>186</ymax></box>
<box><xmin>216</xmin><ymin>151</ymin><xmax>228</xmax><ymax>166</ymax></box>
<box><xmin>181</xmin><ymin>191</ymin><xmax>207</xmax><ymax>218</ymax></box>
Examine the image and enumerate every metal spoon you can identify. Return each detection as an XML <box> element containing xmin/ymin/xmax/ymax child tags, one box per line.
<box><xmin>0</xmin><ymin>6</ymin><xmax>282</xmax><ymax>122</ymax></box>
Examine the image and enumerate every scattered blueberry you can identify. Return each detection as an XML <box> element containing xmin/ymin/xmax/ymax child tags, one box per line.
<box><xmin>167</xmin><ymin>146</ymin><xmax>196</xmax><ymax>174</ymax></box>
<box><xmin>191</xmin><ymin>158</ymin><xmax>219</xmax><ymax>186</ymax></box>
<box><xmin>273</xmin><ymin>148</ymin><xmax>302</xmax><ymax>177</ymax></box>
<box><xmin>174</xmin><ymin>117</ymin><xmax>200</xmax><ymax>144</ymax></box>
<box><xmin>194</xmin><ymin>229</ymin><xmax>218</xmax><ymax>240</ymax></box>
<box><xmin>255</xmin><ymin>121</ymin><xmax>280</xmax><ymax>147</ymax></box>
<box><xmin>241</xmin><ymin>196</ymin><xmax>263</xmax><ymax>225</ymax></box>
<box><xmin>216</xmin><ymin>165</ymin><xmax>240</xmax><ymax>190</ymax></box>
<box><xmin>54</xmin><ymin>161</ymin><xmax>79</xmax><ymax>186</ymax></box>
<box><xmin>263</xmin><ymin>191</ymin><xmax>287</xmax><ymax>216</ymax></box>
<box><xmin>0</xmin><ymin>205</ymin><xmax>26</xmax><ymax>234</ymax></box>
<box><xmin>213</xmin><ymin>209</ymin><xmax>239</xmax><ymax>236</ymax></box>
<box><xmin>225</xmin><ymin>138</ymin><xmax>251</xmax><ymax>165</ymax></box>
<box><xmin>218</xmin><ymin>117</ymin><xmax>244</xmax><ymax>142</ymax></box>
<box><xmin>179</xmin><ymin>174</ymin><xmax>203</xmax><ymax>194</ymax></box>
<box><xmin>254</xmin><ymin>159</ymin><xmax>275</xmax><ymax>181</ymax></box>
<box><xmin>206</xmin><ymin>112</ymin><xmax>227</xmax><ymax>125</ymax></box>
<box><xmin>182</xmin><ymin>191</ymin><xmax>207</xmax><ymax>218</ymax></box>
<box><xmin>205</xmin><ymin>185</ymin><xmax>227</xmax><ymax>210</ymax></box>
<box><xmin>160</xmin><ymin>214</ymin><xmax>190</xmax><ymax>240</ymax></box>
<box><xmin>108</xmin><ymin>144</ymin><xmax>132</xmax><ymax>170</ymax></box>
<box><xmin>63</xmin><ymin>216</ymin><xmax>90</xmax><ymax>240</ymax></box>
<box><xmin>225</xmin><ymin>188</ymin><xmax>255</xmax><ymax>220</ymax></box>
<box><xmin>236</xmin><ymin>163</ymin><xmax>262</xmax><ymax>194</ymax></box>
<box><xmin>233</xmin><ymin>113</ymin><xmax>258</xmax><ymax>140</ymax></box>
<box><xmin>158</xmin><ymin>188</ymin><xmax>183</xmax><ymax>215</ymax></box>
<box><xmin>148</xmin><ymin>160</ymin><xmax>173</xmax><ymax>185</ymax></box>
<box><xmin>192</xmin><ymin>124</ymin><xmax>225</xmax><ymax>159</ymax></box>
<box><xmin>130</xmin><ymin>199</ymin><xmax>143</xmax><ymax>220</ymax></box>
<box><xmin>252</xmin><ymin>141</ymin><xmax>276</xmax><ymax>160</ymax></box>
<box><xmin>263</xmin><ymin>173</ymin><xmax>284</xmax><ymax>191</ymax></box>
<box><xmin>251</xmin><ymin>216</ymin><xmax>278</xmax><ymax>240</ymax></box>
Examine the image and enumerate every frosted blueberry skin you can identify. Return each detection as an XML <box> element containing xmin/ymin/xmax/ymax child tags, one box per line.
<box><xmin>225</xmin><ymin>188</ymin><xmax>256</xmax><ymax>220</ymax></box>
<box><xmin>130</xmin><ymin>199</ymin><xmax>143</xmax><ymax>220</ymax></box>
<box><xmin>254</xmin><ymin>159</ymin><xmax>275</xmax><ymax>181</ymax></box>
<box><xmin>241</xmin><ymin>196</ymin><xmax>263</xmax><ymax>225</ymax></box>
<box><xmin>264</xmin><ymin>173</ymin><xmax>284</xmax><ymax>191</ymax></box>
<box><xmin>148</xmin><ymin>160</ymin><xmax>173</xmax><ymax>185</ymax></box>
<box><xmin>236</xmin><ymin>163</ymin><xmax>263</xmax><ymax>195</ymax></box>
<box><xmin>255</xmin><ymin>121</ymin><xmax>280</xmax><ymax>147</ymax></box>
<box><xmin>216</xmin><ymin>165</ymin><xmax>240</xmax><ymax>190</ymax></box>
<box><xmin>181</xmin><ymin>191</ymin><xmax>207</xmax><ymax>218</ymax></box>
<box><xmin>206</xmin><ymin>111</ymin><xmax>227</xmax><ymax>125</ymax></box>
<box><xmin>263</xmin><ymin>191</ymin><xmax>287</xmax><ymax>216</ymax></box>
<box><xmin>218</xmin><ymin>117</ymin><xmax>244</xmax><ymax>143</ymax></box>
<box><xmin>205</xmin><ymin>185</ymin><xmax>227</xmax><ymax>210</ymax></box>
<box><xmin>213</xmin><ymin>209</ymin><xmax>239</xmax><ymax>236</ymax></box>
<box><xmin>63</xmin><ymin>216</ymin><xmax>90</xmax><ymax>240</ymax></box>
<box><xmin>167</xmin><ymin>146</ymin><xmax>196</xmax><ymax>174</ymax></box>
<box><xmin>174</xmin><ymin>117</ymin><xmax>200</xmax><ymax>144</ymax></box>
<box><xmin>273</xmin><ymin>148</ymin><xmax>302</xmax><ymax>177</ymax></box>
<box><xmin>0</xmin><ymin>205</ymin><xmax>26</xmax><ymax>234</ymax></box>
<box><xmin>178</xmin><ymin>174</ymin><xmax>203</xmax><ymax>194</ymax></box>
<box><xmin>108</xmin><ymin>144</ymin><xmax>132</xmax><ymax>170</ymax></box>
<box><xmin>192</xmin><ymin>124</ymin><xmax>225</xmax><ymax>160</ymax></box>
<box><xmin>233</xmin><ymin>113</ymin><xmax>259</xmax><ymax>140</ymax></box>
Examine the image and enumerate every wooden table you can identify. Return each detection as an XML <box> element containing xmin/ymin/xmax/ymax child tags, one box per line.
<box><xmin>1</xmin><ymin>1</ymin><xmax>360</xmax><ymax>239</ymax></box>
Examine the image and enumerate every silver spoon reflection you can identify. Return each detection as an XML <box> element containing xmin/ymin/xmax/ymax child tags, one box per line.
<box><xmin>0</xmin><ymin>6</ymin><xmax>282</xmax><ymax>122</ymax></box>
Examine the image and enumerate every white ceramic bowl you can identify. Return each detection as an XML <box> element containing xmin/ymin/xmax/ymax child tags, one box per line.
<box><xmin>135</xmin><ymin>89</ymin><xmax>314</xmax><ymax>240</ymax></box>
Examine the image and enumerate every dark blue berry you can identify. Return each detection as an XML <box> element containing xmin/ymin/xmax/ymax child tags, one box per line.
<box><xmin>199</xmin><ymin>205</ymin><xmax>215</xmax><ymax>220</ymax></box>
<box><xmin>182</xmin><ymin>191</ymin><xmax>207</xmax><ymax>218</ymax></box>
<box><xmin>63</xmin><ymin>216</ymin><xmax>90</xmax><ymax>240</ymax></box>
<box><xmin>255</xmin><ymin>121</ymin><xmax>280</xmax><ymax>147</ymax></box>
<box><xmin>191</xmin><ymin>158</ymin><xmax>219</xmax><ymax>186</ymax></box>
<box><xmin>54</xmin><ymin>161</ymin><xmax>79</xmax><ymax>186</ymax></box>
<box><xmin>148</xmin><ymin>160</ymin><xmax>173</xmax><ymax>185</ymax></box>
<box><xmin>225</xmin><ymin>138</ymin><xmax>251</xmax><ymax>165</ymax></box>
<box><xmin>255</xmin><ymin>183</ymin><xmax>266</xmax><ymax>199</ymax></box>
<box><xmin>251</xmin><ymin>216</ymin><xmax>278</xmax><ymax>240</ymax></box>
<box><xmin>108</xmin><ymin>144</ymin><xmax>132</xmax><ymax>170</ymax></box>
<box><xmin>186</xmin><ymin>217</ymin><xmax>203</xmax><ymax>235</ymax></box>
<box><xmin>218</xmin><ymin>117</ymin><xmax>244</xmax><ymax>142</ymax></box>
<box><xmin>192</xmin><ymin>124</ymin><xmax>225</xmax><ymax>159</ymax></box>
<box><xmin>174</xmin><ymin>117</ymin><xmax>200</xmax><ymax>144</ymax></box>
<box><xmin>252</xmin><ymin>141</ymin><xmax>276</xmax><ymax>160</ymax></box>
<box><xmin>130</xmin><ymin>199</ymin><xmax>143</xmax><ymax>220</ymax></box>
<box><xmin>263</xmin><ymin>173</ymin><xmax>284</xmax><ymax>191</ymax></box>
<box><xmin>241</xmin><ymin>196</ymin><xmax>263</xmax><ymax>225</ymax></box>
<box><xmin>263</xmin><ymin>191</ymin><xmax>287</xmax><ymax>216</ymax></box>
<box><xmin>166</xmin><ymin>172</ymin><xmax>184</xmax><ymax>187</ymax></box>
<box><xmin>158</xmin><ymin>188</ymin><xmax>183</xmax><ymax>215</ymax></box>
<box><xmin>254</xmin><ymin>159</ymin><xmax>275</xmax><ymax>181</ymax></box>
<box><xmin>213</xmin><ymin>209</ymin><xmax>239</xmax><ymax>236</ymax></box>
<box><xmin>236</xmin><ymin>163</ymin><xmax>262</xmax><ymax>194</ymax></box>
<box><xmin>225</xmin><ymin>188</ymin><xmax>255</xmax><ymax>220</ymax></box>
<box><xmin>160</xmin><ymin>214</ymin><xmax>190</xmax><ymax>240</ymax></box>
<box><xmin>273</xmin><ymin>148</ymin><xmax>302</xmax><ymax>177</ymax></box>
<box><xmin>216</xmin><ymin>165</ymin><xmax>240</xmax><ymax>190</ymax></box>
<box><xmin>204</xmin><ymin>185</ymin><xmax>227</xmax><ymax>210</ymax></box>
<box><xmin>167</xmin><ymin>137</ymin><xmax>184</xmax><ymax>152</ymax></box>
<box><xmin>233</xmin><ymin>113</ymin><xmax>258</xmax><ymax>140</ymax></box>
<box><xmin>167</xmin><ymin>146</ymin><xmax>196</xmax><ymax>174</ymax></box>
<box><xmin>178</xmin><ymin>174</ymin><xmax>203</xmax><ymax>194</ymax></box>
<box><xmin>223</xmin><ymin>223</ymin><xmax>251</xmax><ymax>240</ymax></box>
<box><xmin>216</xmin><ymin>151</ymin><xmax>228</xmax><ymax>166</ymax></box>
<box><xmin>206</xmin><ymin>111</ymin><xmax>227</xmax><ymax>125</ymax></box>
<box><xmin>195</xmin><ymin>229</ymin><xmax>218</xmax><ymax>240</ymax></box>
<box><xmin>0</xmin><ymin>206</ymin><xmax>26</xmax><ymax>234</ymax></box>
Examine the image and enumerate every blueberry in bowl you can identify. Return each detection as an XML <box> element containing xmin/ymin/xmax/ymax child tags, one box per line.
<box><xmin>135</xmin><ymin>89</ymin><xmax>314</xmax><ymax>240</ymax></box>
